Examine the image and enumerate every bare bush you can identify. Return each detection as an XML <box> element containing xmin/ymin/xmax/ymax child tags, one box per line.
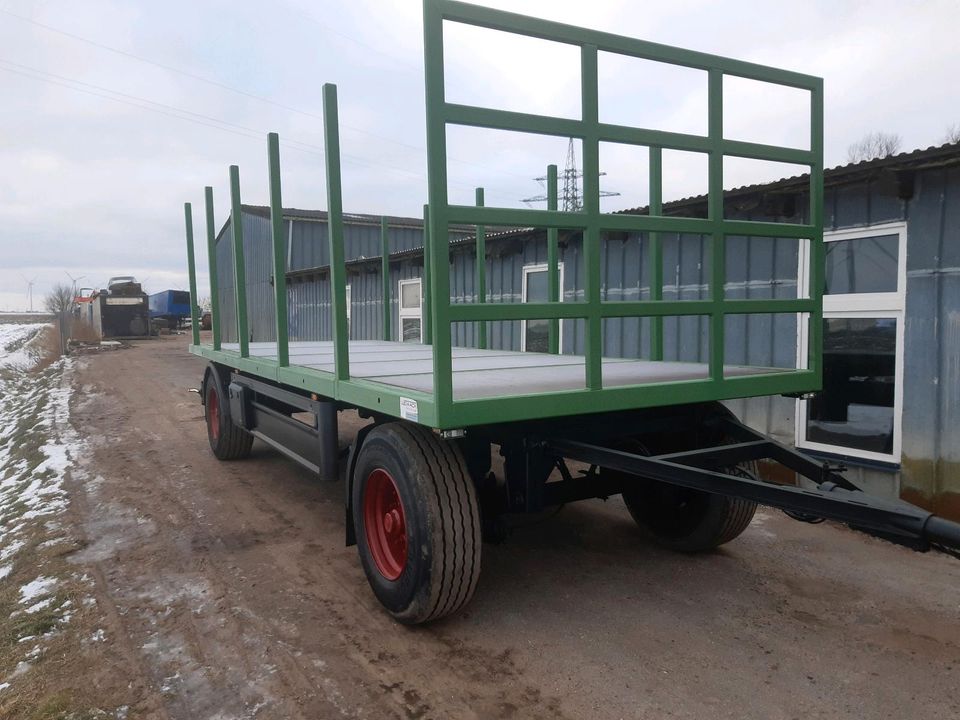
<box><xmin>44</xmin><ymin>283</ymin><xmax>74</xmax><ymax>314</ymax></box>
<box><xmin>846</xmin><ymin>131</ymin><xmax>902</xmax><ymax>163</ymax></box>
<box><xmin>944</xmin><ymin>123</ymin><xmax>960</xmax><ymax>144</ymax></box>
<box><xmin>44</xmin><ymin>283</ymin><xmax>74</xmax><ymax>356</ymax></box>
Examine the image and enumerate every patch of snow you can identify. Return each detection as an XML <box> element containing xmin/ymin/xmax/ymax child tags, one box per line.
<box><xmin>90</xmin><ymin>628</ymin><xmax>106</xmax><ymax>642</ymax></box>
<box><xmin>0</xmin><ymin>539</ymin><xmax>25</xmax><ymax>563</ymax></box>
<box><xmin>0</xmin><ymin>682</ymin><xmax>8</xmax><ymax>692</ymax></box>
<box><xmin>0</xmin><ymin>323</ymin><xmax>47</xmax><ymax>370</ymax></box>
<box><xmin>0</xmin><ymin>565</ymin><xmax>11</xmax><ymax>580</ymax></box>
<box><xmin>19</xmin><ymin>576</ymin><xmax>57</xmax><ymax>604</ymax></box>
<box><xmin>25</xmin><ymin>597</ymin><xmax>55</xmax><ymax>614</ymax></box>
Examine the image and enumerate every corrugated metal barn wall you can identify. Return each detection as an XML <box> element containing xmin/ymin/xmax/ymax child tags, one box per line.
<box><xmin>217</xmin><ymin>217</ymin><xmax>433</xmax><ymax>343</ymax></box>
<box><xmin>214</xmin><ymin>212</ymin><xmax>276</xmax><ymax>344</ymax></box>
<box><xmin>899</xmin><ymin>165</ymin><xmax>960</xmax><ymax>515</ymax></box>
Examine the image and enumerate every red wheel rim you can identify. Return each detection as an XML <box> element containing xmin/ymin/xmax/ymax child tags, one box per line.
<box><xmin>363</xmin><ymin>468</ymin><xmax>407</xmax><ymax>581</ymax></box>
<box><xmin>207</xmin><ymin>386</ymin><xmax>220</xmax><ymax>441</ymax></box>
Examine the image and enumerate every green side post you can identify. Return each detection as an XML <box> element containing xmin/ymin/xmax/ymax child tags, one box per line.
<box><xmin>546</xmin><ymin>165</ymin><xmax>560</xmax><ymax>354</ymax></box>
<box><xmin>183</xmin><ymin>202</ymin><xmax>201</xmax><ymax>347</ymax></box>
<box><xmin>808</xmin><ymin>78</ymin><xmax>825</xmax><ymax>381</ymax></box>
<box><xmin>475</xmin><ymin>187</ymin><xmax>486</xmax><ymax>349</ymax></box>
<box><xmin>422</xmin><ymin>203</ymin><xmax>432</xmax><ymax>345</ymax></box>
<box><xmin>267</xmin><ymin>133</ymin><xmax>289</xmax><ymax>367</ymax></box>
<box><xmin>648</xmin><ymin>147</ymin><xmax>664</xmax><ymax>360</ymax></box>
<box><xmin>204</xmin><ymin>186</ymin><xmax>221</xmax><ymax>351</ymax></box>
<box><xmin>381</xmin><ymin>217</ymin><xmax>391</xmax><ymax>341</ymax></box>
<box><xmin>707</xmin><ymin>69</ymin><xmax>725</xmax><ymax>382</ymax></box>
<box><xmin>323</xmin><ymin>83</ymin><xmax>350</xmax><ymax>381</ymax></box>
<box><xmin>229</xmin><ymin>165</ymin><xmax>249</xmax><ymax>357</ymax></box>
<box><xmin>580</xmin><ymin>44</ymin><xmax>602</xmax><ymax>389</ymax></box>
<box><xmin>423</xmin><ymin>0</ymin><xmax>452</xmax><ymax>420</ymax></box>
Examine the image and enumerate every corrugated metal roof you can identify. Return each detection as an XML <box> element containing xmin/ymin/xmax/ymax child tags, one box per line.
<box><xmin>618</xmin><ymin>140</ymin><xmax>960</xmax><ymax>215</ymax></box>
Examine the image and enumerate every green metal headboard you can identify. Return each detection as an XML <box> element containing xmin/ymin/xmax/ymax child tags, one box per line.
<box><xmin>422</xmin><ymin>0</ymin><xmax>824</xmax><ymax>427</ymax></box>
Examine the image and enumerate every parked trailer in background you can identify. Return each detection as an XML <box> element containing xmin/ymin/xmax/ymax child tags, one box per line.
<box><xmin>76</xmin><ymin>278</ymin><xmax>151</xmax><ymax>339</ymax></box>
<box><xmin>184</xmin><ymin>0</ymin><xmax>960</xmax><ymax>624</ymax></box>
<box><xmin>149</xmin><ymin>289</ymin><xmax>192</xmax><ymax>329</ymax></box>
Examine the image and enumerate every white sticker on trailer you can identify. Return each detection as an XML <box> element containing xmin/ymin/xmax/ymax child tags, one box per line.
<box><xmin>105</xmin><ymin>297</ymin><xmax>145</xmax><ymax>305</ymax></box>
<box><xmin>399</xmin><ymin>397</ymin><xmax>418</xmax><ymax>422</ymax></box>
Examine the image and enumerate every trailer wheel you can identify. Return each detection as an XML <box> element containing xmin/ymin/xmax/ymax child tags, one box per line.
<box><xmin>352</xmin><ymin>422</ymin><xmax>481</xmax><ymax>624</ymax></box>
<box><xmin>621</xmin><ymin>467</ymin><xmax>757</xmax><ymax>553</ymax></box>
<box><xmin>203</xmin><ymin>367</ymin><xmax>253</xmax><ymax>461</ymax></box>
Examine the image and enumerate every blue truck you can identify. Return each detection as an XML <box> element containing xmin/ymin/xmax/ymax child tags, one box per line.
<box><xmin>149</xmin><ymin>289</ymin><xmax>191</xmax><ymax>329</ymax></box>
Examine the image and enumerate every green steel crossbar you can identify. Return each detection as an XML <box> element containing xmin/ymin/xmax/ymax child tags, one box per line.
<box><xmin>184</xmin><ymin>1</ymin><xmax>823</xmax><ymax>431</ymax></box>
<box><xmin>423</xmin><ymin>0</ymin><xmax>824</xmax><ymax>427</ymax></box>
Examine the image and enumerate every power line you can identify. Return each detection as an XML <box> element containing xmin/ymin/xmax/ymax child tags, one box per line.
<box><xmin>0</xmin><ymin>60</ymin><xmax>522</xmax><ymax>201</ymax></box>
<box><xmin>0</xmin><ymin>7</ymin><xmax>531</xmax><ymax>181</ymax></box>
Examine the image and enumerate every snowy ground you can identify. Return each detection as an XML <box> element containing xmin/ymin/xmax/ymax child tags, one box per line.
<box><xmin>0</xmin><ymin>324</ymin><xmax>95</xmax><ymax>703</ymax></box>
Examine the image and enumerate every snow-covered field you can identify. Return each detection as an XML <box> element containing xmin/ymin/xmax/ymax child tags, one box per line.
<box><xmin>0</xmin><ymin>324</ymin><xmax>89</xmax><ymax>696</ymax></box>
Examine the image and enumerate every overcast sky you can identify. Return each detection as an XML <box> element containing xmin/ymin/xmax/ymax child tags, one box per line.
<box><xmin>1</xmin><ymin>0</ymin><xmax>958</xmax><ymax>310</ymax></box>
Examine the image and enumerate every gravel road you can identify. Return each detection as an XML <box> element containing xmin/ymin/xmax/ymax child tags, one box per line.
<box><xmin>63</xmin><ymin>334</ymin><xmax>960</xmax><ymax>719</ymax></box>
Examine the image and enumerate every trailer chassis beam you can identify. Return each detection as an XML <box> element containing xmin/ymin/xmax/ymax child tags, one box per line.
<box><xmin>541</xmin><ymin>434</ymin><xmax>960</xmax><ymax>553</ymax></box>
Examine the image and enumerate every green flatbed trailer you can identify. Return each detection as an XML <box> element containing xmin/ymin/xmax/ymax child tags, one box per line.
<box><xmin>185</xmin><ymin>1</ymin><xmax>960</xmax><ymax>624</ymax></box>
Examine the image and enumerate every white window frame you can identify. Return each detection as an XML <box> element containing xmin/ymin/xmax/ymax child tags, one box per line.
<box><xmin>345</xmin><ymin>283</ymin><xmax>351</xmax><ymax>334</ymax></box>
<box><xmin>398</xmin><ymin>278</ymin><xmax>422</xmax><ymax>343</ymax></box>
<box><xmin>795</xmin><ymin>221</ymin><xmax>907</xmax><ymax>464</ymax></box>
<box><xmin>521</xmin><ymin>262</ymin><xmax>565</xmax><ymax>352</ymax></box>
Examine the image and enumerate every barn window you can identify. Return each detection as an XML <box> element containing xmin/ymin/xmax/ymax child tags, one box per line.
<box><xmin>521</xmin><ymin>263</ymin><xmax>564</xmax><ymax>352</ymax></box>
<box><xmin>796</xmin><ymin>222</ymin><xmax>906</xmax><ymax>464</ymax></box>
<box><xmin>398</xmin><ymin>278</ymin><xmax>422</xmax><ymax>343</ymax></box>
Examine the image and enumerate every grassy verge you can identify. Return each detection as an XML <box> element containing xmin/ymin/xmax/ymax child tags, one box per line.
<box><xmin>0</xmin><ymin>326</ymin><xmax>131</xmax><ymax>718</ymax></box>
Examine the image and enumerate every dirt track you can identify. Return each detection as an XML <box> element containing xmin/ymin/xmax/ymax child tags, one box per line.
<box><xmin>63</xmin><ymin>334</ymin><xmax>960</xmax><ymax>719</ymax></box>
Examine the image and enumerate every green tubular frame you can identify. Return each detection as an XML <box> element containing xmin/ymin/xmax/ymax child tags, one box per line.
<box><xmin>185</xmin><ymin>0</ymin><xmax>823</xmax><ymax>431</ymax></box>
<box><xmin>422</xmin><ymin>0</ymin><xmax>823</xmax><ymax>427</ymax></box>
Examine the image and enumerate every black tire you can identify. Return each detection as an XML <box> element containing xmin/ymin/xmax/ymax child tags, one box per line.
<box><xmin>622</xmin><ymin>475</ymin><xmax>757</xmax><ymax>553</ymax></box>
<box><xmin>352</xmin><ymin>422</ymin><xmax>481</xmax><ymax>624</ymax></box>
<box><xmin>203</xmin><ymin>366</ymin><xmax>253</xmax><ymax>461</ymax></box>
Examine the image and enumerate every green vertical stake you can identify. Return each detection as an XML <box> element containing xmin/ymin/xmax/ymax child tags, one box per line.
<box><xmin>422</xmin><ymin>204</ymin><xmax>432</xmax><ymax>345</ymax></box>
<box><xmin>546</xmin><ymin>165</ymin><xmax>560</xmax><ymax>354</ymax></box>
<box><xmin>183</xmin><ymin>202</ymin><xmax>201</xmax><ymax>347</ymax></box>
<box><xmin>267</xmin><ymin>133</ymin><xmax>289</xmax><ymax>367</ymax></box>
<box><xmin>649</xmin><ymin>147</ymin><xmax>664</xmax><ymax>360</ymax></box>
<box><xmin>229</xmin><ymin>165</ymin><xmax>249</xmax><ymax>357</ymax></box>
<box><xmin>323</xmin><ymin>83</ymin><xmax>350</xmax><ymax>381</ymax></box>
<box><xmin>204</xmin><ymin>187</ymin><xmax>221</xmax><ymax>351</ymax></box>
<box><xmin>382</xmin><ymin>217</ymin><xmax>391</xmax><ymax>341</ymax></box>
<box><xmin>475</xmin><ymin>187</ymin><xmax>486</xmax><ymax>349</ymax></box>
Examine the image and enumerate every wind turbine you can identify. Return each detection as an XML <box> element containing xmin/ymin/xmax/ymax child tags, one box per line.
<box><xmin>19</xmin><ymin>274</ymin><xmax>37</xmax><ymax>312</ymax></box>
<box><xmin>65</xmin><ymin>271</ymin><xmax>86</xmax><ymax>297</ymax></box>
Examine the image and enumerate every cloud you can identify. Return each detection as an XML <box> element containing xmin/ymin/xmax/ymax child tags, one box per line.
<box><xmin>0</xmin><ymin>0</ymin><xmax>957</xmax><ymax>309</ymax></box>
